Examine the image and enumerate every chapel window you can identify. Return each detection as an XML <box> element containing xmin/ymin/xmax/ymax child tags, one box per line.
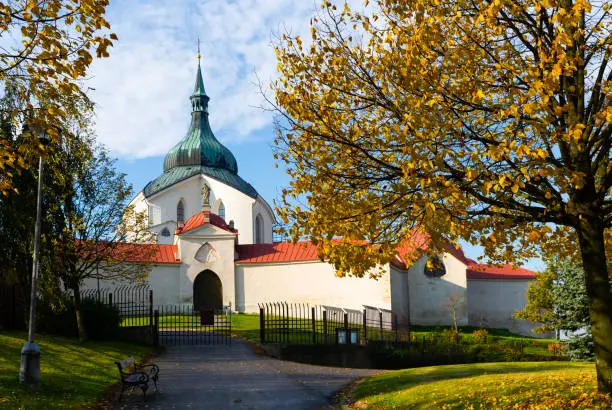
<box><xmin>424</xmin><ymin>256</ymin><xmax>447</xmax><ymax>278</ymax></box>
<box><xmin>218</xmin><ymin>201</ymin><xmax>226</xmax><ymax>221</ymax></box>
<box><xmin>177</xmin><ymin>200</ymin><xmax>185</xmax><ymax>225</ymax></box>
<box><xmin>255</xmin><ymin>214</ymin><xmax>263</xmax><ymax>244</ymax></box>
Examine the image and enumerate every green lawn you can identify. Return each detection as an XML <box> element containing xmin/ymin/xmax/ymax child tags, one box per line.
<box><xmin>231</xmin><ymin>313</ymin><xmax>260</xmax><ymax>341</ymax></box>
<box><xmin>0</xmin><ymin>331</ymin><xmax>156</xmax><ymax>409</ymax></box>
<box><xmin>346</xmin><ymin>362</ymin><xmax>611</xmax><ymax>409</ymax></box>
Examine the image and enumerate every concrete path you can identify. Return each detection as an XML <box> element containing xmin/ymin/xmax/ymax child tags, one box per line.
<box><xmin>115</xmin><ymin>339</ymin><xmax>377</xmax><ymax>410</ymax></box>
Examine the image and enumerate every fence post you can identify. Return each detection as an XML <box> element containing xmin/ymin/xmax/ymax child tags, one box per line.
<box><xmin>379</xmin><ymin>310</ymin><xmax>384</xmax><ymax>342</ymax></box>
<box><xmin>259</xmin><ymin>307</ymin><xmax>265</xmax><ymax>343</ymax></box>
<box><xmin>153</xmin><ymin>309</ymin><xmax>159</xmax><ymax>347</ymax></box>
<box><xmin>393</xmin><ymin>314</ymin><xmax>399</xmax><ymax>345</ymax></box>
<box><xmin>344</xmin><ymin>312</ymin><xmax>349</xmax><ymax>345</ymax></box>
<box><xmin>149</xmin><ymin>289</ymin><xmax>154</xmax><ymax>327</ymax></box>
<box><xmin>108</xmin><ymin>292</ymin><xmax>113</xmax><ymax>306</ymax></box>
<box><xmin>311</xmin><ymin>307</ymin><xmax>316</xmax><ymax>344</ymax></box>
<box><xmin>362</xmin><ymin>309</ymin><xmax>367</xmax><ymax>344</ymax></box>
<box><xmin>323</xmin><ymin>310</ymin><xmax>328</xmax><ymax>344</ymax></box>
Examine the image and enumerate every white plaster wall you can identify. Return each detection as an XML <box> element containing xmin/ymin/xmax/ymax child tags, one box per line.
<box><xmin>80</xmin><ymin>264</ymin><xmax>181</xmax><ymax>306</ymax></box>
<box><xmin>252</xmin><ymin>196</ymin><xmax>275</xmax><ymax>243</ymax></box>
<box><xmin>176</xmin><ymin>225</ymin><xmax>237</xmax><ymax>308</ymax></box>
<box><xmin>134</xmin><ymin>174</ymin><xmax>262</xmax><ymax>245</ymax></box>
<box><xmin>235</xmin><ymin>261</ymin><xmax>391</xmax><ymax>313</ymax></box>
<box><xmin>467</xmin><ymin>279</ymin><xmax>539</xmax><ymax>336</ymax></box>
<box><xmin>406</xmin><ymin>253</ymin><xmax>468</xmax><ymax>326</ymax></box>
<box><xmin>390</xmin><ymin>266</ymin><xmax>410</xmax><ymax>326</ymax></box>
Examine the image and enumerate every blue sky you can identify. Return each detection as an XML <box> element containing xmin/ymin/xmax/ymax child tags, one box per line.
<box><xmin>87</xmin><ymin>1</ymin><xmax>543</xmax><ymax>271</ymax></box>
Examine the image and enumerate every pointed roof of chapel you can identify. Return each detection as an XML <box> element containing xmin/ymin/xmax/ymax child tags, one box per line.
<box><xmin>143</xmin><ymin>56</ymin><xmax>258</xmax><ymax>199</ymax></box>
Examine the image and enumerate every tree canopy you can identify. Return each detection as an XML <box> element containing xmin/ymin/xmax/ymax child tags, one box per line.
<box><xmin>272</xmin><ymin>0</ymin><xmax>612</xmax><ymax>392</ymax></box>
<box><xmin>0</xmin><ymin>0</ymin><xmax>116</xmax><ymax>196</ymax></box>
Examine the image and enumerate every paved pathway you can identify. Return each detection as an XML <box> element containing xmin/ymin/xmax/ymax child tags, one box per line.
<box><xmin>115</xmin><ymin>339</ymin><xmax>377</xmax><ymax>410</ymax></box>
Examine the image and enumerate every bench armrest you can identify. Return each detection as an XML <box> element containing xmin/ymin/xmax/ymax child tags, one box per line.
<box><xmin>136</xmin><ymin>363</ymin><xmax>159</xmax><ymax>377</ymax></box>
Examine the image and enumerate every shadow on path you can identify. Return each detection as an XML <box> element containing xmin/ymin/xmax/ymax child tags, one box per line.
<box><xmin>113</xmin><ymin>339</ymin><xmax>376</xmax><ymax>410</ymax></box>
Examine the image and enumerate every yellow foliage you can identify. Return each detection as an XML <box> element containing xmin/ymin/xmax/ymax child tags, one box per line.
<box><xmin>271</xmin><ymin>0</ymin><xmax>612</xmax><ymax>280</ymax></box>
<box><xmin>0</xmin><ymin>0</ymin><xmax>116</xmax><ymax>196</ymax></box>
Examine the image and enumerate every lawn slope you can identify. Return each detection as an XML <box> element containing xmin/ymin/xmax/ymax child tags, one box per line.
<box><xmin>349</xmin><ymin>362</ymin><xmax>611</xmax><ymax>409</ymax></box>
<box><xmin>0</xmin><ymin>331</ymin><xmax>155</xmax><ymax>409</ymax></box>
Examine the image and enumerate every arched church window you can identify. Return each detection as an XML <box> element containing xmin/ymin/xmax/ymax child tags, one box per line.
<box><xmin>177</xmin><ymin>200</ymin><xmax>185</xmax><ymax>225</ymax></box>
<box><xmin>218</xmin><ymin>201</ymin><xmax>225</xmax><ymax>221</ymax></box>
<box><xmin>255</xmin><ymin>214</ymin><xmax>263</xmax><ymax>244</ymax></box>
<box><xmin>161</xmin><ymin>227</ymin><xmax>171</xmax><ymax>237</ymax></box>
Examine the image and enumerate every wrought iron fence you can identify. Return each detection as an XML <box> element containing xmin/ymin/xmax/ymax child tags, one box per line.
<box><xmin>155</xmin><ymin>305</ymin><xmax>232</xmax><ymax>346</ymax></box>
<box><xmin>77</xmin><ymin>285</ymin><xmax>153</xmax><ymax>327</ymax></box>
<box><xmin>0</xmin><ymin>280</ymin><xmax>26</xmax><ymax>330</ymax></box>
<box><xmin>258</xmin><ymin>302</ymin><xmax>410</xmax><ymax>346</ymax></box>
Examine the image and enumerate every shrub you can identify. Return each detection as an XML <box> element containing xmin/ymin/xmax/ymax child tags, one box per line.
<box><xmin>472</xmin><ymin>329</ymin><xmax>488</xmax><ymax>344</ymax></box>
<box><xmin>37</xmin><ymin>294</ymin><xmax>78</xmax><ymax>337</ymax></box>
<box><xmin>548</xmin><ymin>342</ymin><xmax>565</xmax><ymax>356</ymax></box>
<box><xmin>36</xmin><ymin>296</ymin><xmax>120</xmax><ymax>340</ymax></box>
<box><xmin>442</xmin><ymin>328</ymin><xmax>460</xmax><ymax>344</ymax></box>
<box><xmin>82</xmin><ymin>298</ymin><xmax>121</xmax><ymax>340</ymax></box>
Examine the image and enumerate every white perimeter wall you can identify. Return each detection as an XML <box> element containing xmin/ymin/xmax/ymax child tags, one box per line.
<box><xmin>396</xmin><ymin>253</ymin><xmax>469</xmax><ymax>326</ymax></box>
<box><xmin>467</xmin><ymin>278</ymin><xmax>542</xmax><ymax>336</ymax></box>
<box><xmin>235</xmin><ymin>261</ymin><xmax>392</xmax><ymax>313</ymax></box>
<box><xmin>81</xmin><ymin>264</ymin><xmax>182</xmax><ymax>306</ymax></box>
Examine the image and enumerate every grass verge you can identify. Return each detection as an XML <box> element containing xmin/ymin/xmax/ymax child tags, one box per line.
<box><xmin>0</xmin><ymin>331</ymin><xmax>156</xmax><ymax>409</ymax></box>
<box><xmin>344</xmin><ymin>361</ymin><xmax>611</xmax><ymax>409</ymax></box>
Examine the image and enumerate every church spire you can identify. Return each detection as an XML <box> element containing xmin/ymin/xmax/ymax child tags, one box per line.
<box><xmin>191</xmin><ymin>39</ymin><xmax>209</xmax><ymax>113</ymax></box>
<box><xmin>161</xmin><ymin>47</ymin><xmax>239</xmax><ymax>175</ymax></box>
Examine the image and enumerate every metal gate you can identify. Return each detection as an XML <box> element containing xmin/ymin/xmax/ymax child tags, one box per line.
<box><xmin>155</xmin><ymin>305</ymin><xmax>232</xmax><ymax>346</ymax></box>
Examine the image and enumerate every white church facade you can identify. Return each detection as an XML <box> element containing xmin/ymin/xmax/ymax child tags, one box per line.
<box><xmin>86</xmin><ymin>60</ymin><xmax>539</xmax><ymax>336</ymax></box>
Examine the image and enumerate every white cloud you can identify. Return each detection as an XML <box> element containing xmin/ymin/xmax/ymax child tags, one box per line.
<box><xmin>88</xmin><ymin>0</ymin><xmax>318</xmax><ymax>159</ymax></box>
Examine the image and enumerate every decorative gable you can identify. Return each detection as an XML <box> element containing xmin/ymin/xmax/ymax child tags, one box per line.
<box><xmin>194</xmin><ymin>242</ymin><xmax>219</xmax><ymax>263</ymax></box>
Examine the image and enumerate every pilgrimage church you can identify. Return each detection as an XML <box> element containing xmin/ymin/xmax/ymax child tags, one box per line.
<box><xmin>88</xmin><ymin>59</ymin><xmax>539</xmax><ymax>336</ymax></box>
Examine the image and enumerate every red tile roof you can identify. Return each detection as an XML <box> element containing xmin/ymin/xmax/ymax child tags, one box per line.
<box><xmin>85</xmin><ymin>242</ymin><xmax>180</xmax><ymax>264</ymax></box>
<box><xmin>466</xmin><ymin>263</ymin><xmax>536</xmax><ymax>280</ymax></box>
<box><xmin>390</xmin><ymin>233</ymin><xmax>535</xmax><ymax>279</ymax></box>
<box><xmin>175</xmin><ymin>211</ymin><xmax>237</xmax><ymax>235</ymax></box>
<box><xmin>235</xmin><ymin>242</ymin><xmax>321</xmax><ymax>264</ymax></box>
<box><xmin>391</xmin><ymin>232</ymin><xmax>431</xmax><ymax>269</ymax></box>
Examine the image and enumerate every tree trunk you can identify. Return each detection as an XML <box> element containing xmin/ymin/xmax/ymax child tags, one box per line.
<box><xmin>577</xmin><ymin>216</ymin><xmax>612</xmax><ymax>393</ymax></box>
<box><xmin>72</xmin><ymin>283</ymin><xmax>88</xmax><ymax>342</ymax></box>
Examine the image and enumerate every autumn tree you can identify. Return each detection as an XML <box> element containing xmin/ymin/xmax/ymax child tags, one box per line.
<box><xmin>0</xmin><ymin>90</ymin><xmax>92</xmax><ymax>321</ymax></box>
<box><xmin>0</xmin><ymin>0</ymin><xmax>116</xmax><ymax>196</ymax></box>
<box><xmin>272</xmin><ymin>0</ymin><xmax>612</xmax><ymax>391</ymax></box>
<box><xmin>53</xmin><ymin>147</ymin><xmax>153</xmax><ymax>341</ymax></box>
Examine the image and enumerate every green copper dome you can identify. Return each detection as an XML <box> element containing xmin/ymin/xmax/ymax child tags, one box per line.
<box><xmin>162</xmin><ymin>62</ymin><xmax>238</xmax><ymax>173</ymax></box>
<box><xmin>143</xmin><ymin>60</ymin><xmax>258</xmax><ymax>199</ymax></box>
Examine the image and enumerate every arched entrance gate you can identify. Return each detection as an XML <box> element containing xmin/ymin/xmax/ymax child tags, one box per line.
<box><xmin>157</xmin><ymin>270</ymin><xmax>231</xmax><ymax>346</ymax></box>
<box><xmin>193</xmin><ymin>270</ymin><xmax>223</xmax><ymax>311</ymax></box>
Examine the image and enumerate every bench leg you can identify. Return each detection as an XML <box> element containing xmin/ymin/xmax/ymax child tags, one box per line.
<box><xmin>152</xmin><ymin>375</ymin><xmax>158</xmax><ymax>392</ymax></box>
<box><xmin>141</xmin><ymin>384</ymin><xmax>148</xmax><ymax>401</ymax></box>
<box><xmin>118</xmin><ymin>384</ymin><xmax>125</xmax><ymax>402</ymax></box>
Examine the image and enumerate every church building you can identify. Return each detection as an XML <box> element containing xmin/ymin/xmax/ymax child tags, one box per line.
<box><xmin>86</xmin><ymin>59</ymin><xmax>539</xmax><ymax>336</ymax></box>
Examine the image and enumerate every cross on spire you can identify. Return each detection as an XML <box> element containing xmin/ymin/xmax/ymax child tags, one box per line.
<box><xmin>197</xmin><ymin>37</ymin><xmax>201</xmax><ymax>61</ymax></box>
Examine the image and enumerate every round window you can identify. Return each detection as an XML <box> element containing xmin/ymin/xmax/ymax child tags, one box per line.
<box><xmin>424</xmin><ymin>256</ymin><xmax>446</xmax><ymax>278</ymax></box>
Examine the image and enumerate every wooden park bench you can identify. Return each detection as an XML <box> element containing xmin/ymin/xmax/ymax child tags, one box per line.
<box><xmin>115</xmin><ymin>356</ymin><xmax>159</xmax><ymax>401</ymax></box>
